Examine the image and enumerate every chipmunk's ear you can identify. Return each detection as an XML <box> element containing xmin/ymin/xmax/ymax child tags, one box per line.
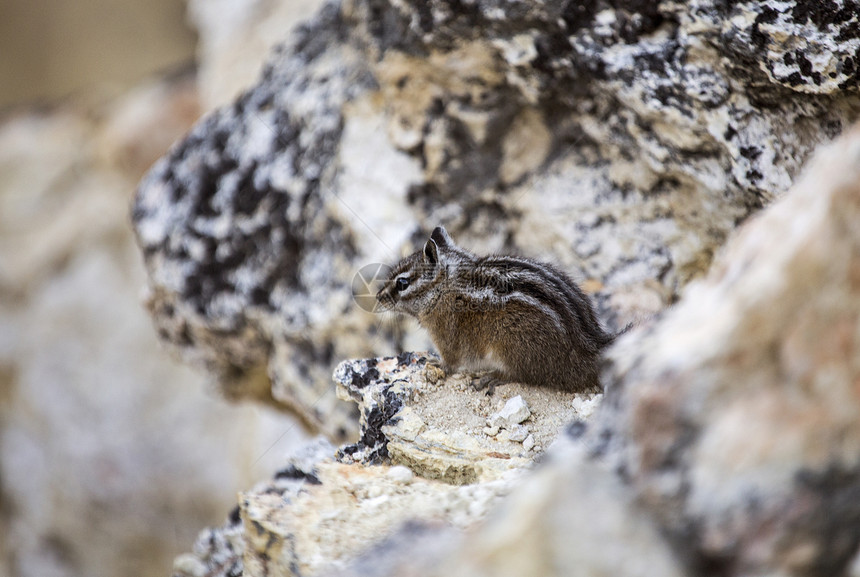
<box><xmin>423</xmin><ymin>238</ymin><xmax>439</xmax><ymax>266</ymax></box>
<box><xmin>430</xmin><ymin>226</ymin><xmax>453</xmax><ymax>247</ymax></box>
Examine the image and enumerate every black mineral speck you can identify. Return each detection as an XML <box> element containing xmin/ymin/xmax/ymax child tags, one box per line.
<box><xmin>228</xmin><ymin>505</ymin><xmax>242</xmax><ymax>525</ymax></box>
<box><xmin>751</xmin><ymin>6</ymin><xmax>780</xmax><ymax>50</ymax></box>
<box><xmin>274</xmin><ymin>464</ymin><xmax>322</xmax><ymax>485</ymax></box>
<box><xmin>739</xmin><ymin>146</ymin><xmax>761</xmax><ymax>160</ymax></box>
<box><xmin>349</xmin><ymin>366</ymin><xmax>381</xmax><ymax>390</ymax></box>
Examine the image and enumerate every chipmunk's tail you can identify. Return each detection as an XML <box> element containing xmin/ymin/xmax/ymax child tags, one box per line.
<box><xmin>599</xmin><ymin>322</ymin><xmax>633</xmax><ymax>348</ymax></box>
<box><xmin>616</xmin><ymin>322</ymin><xmax>634</xmax><ymax>337</ymax></box>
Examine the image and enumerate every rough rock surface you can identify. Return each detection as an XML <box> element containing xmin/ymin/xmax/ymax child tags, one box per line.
<box><xmin>172</xmin><ymin>352</ymin><xmax>602</xmax><ymax>577</ymax></box>
<box><xmin>585</xmin><ymin>121</ymin><xmax>860</xmax><ymax>576</ymax></box>
<box><xmin>133</xmin><ymin>0</ymin><xmax>860</xmax><ymax>437</ymax></box>
<box><xmin>0</xmin><ymin>75</ymin><xmax>308</xmax><ymax>577</ymax></box>
<box><xmin>334</xmin><ymin>352</ymin><xmax>601</xmax><ymax>483</ymax></box>
<box><xmin>327</xmin><ymin>438</ymin><xmax>686</xmax><ymax>577</ymax></box>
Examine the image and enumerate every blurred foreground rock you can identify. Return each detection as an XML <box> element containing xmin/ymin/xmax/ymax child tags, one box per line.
<box><xmin>171</xmin><ymin>121</ymin><xmax>860</xmax><ymax>577</ymax></box>
<box><xmin>591</xmin><ymin>122</ymin><xmax>860</xmax><ymax>576</ymax></box>
<box><xmin>133</xmin><ymin>0</ymin><xmax>860</xmax><ymax>438</ymax></box>
<box><xmin>0</xmin><ymin>73</ymin><xmax>307</xmax><ymax>577</ymax></box>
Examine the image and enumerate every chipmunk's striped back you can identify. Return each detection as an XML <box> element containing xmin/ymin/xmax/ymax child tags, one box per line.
<box><xmin>474</xmin><ymin>255</ymin><xmax>614</xmax><ymax>349</ymax></box>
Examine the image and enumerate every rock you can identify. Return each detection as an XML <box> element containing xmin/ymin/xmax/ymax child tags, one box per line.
<box><xmin>327</xmin><ymin>439</ymin><xmax>685</xmax><ymax>577</ymax></box>
<box><xmin>133</xmin><ymin>3</ymin><xmax>376</xmax><ymax>441</ymax></box>
<box><xmin>490</xmin><ymin>396</ymin><xmax>531</xmax><ymax>429</ymax></box>
<box><xmin>0</xmin><ymin>75</ymin><xmax>306</xmax><ymax>577</ymax></box>
<box><xmin>522</xmin><ymin>434</ymin><xmax>535</xmax><ymax>452</ymax></box>
<box><xmin>385</xmin><ymin>465</ymin><xmax>414</xmax><ymax>484</ymax></box>
<box><xmin>507</xmin><ymin>425</ymin><xmax>529</xmax><ymax>443</ymax></box>
<box><xmin>172</xmin><ymin>351</ymin><xmax>609</xmax><ymax>577</ymax></box>
<box><xmin>588</xmin><ymin>122</ymin><xmax>860</xmax><ymax>575</ymax></box>
<box><xmin>334</xmin><ymin>353</ymin><xmax>596</xmax><ymax>483</ymax></box>
<box><xmin>175</xmin><ymin>435</ymin><xmax>521</xmax><ymax>577</ymax></box>
<box><xmin>132</xmin><ymin>0</ymin><xmax>860</xmax><ymax>439</ymax></box>
<box><xmin>170</xmin><ymin>121</ymin><xmax>860</xmax><ymax>577</ymax></box>
<box><xmin>165</xmin><ymin>112</ymin><xmax>860</xmax><ymax>577</ymax></box>
<box><xmin>242</xmin><ymin>458</ymin><xmax>518</xmax><ymax>577</ymax></box>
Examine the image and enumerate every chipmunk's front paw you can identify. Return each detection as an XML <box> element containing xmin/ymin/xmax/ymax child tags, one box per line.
<box><xmin>423</xmin><ymin>355</ymin><xmax>447</xmax><ymax>383</ymax></box>
<box><xmin>471</xmin><ymin>374</ymin><xmax>504</xmax><ymax>396</ymax></box>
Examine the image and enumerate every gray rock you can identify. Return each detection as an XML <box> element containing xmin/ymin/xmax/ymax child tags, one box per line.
<box><xmin>132</xmin><ymin>0</ymin><xmax>860</xmax><ymax>437</ymax></box>
<box><xmin>166</xmin><ymin>123</ymin><xmax>860</xmax><ymax>577</ymax></box>
<box><xmin>507</xmin><ymin>425</ymin><xmax>529</xmax><ymax>443</ymax></box>
<box><xmin>522</xmin><ymin>434</ymin><xmax>535</xmax><ymax>452</ymax></box>
<box><xmin>133</xmin><ymin>4</ymin><xmax>376</xmax><ymax>441</ymax></box>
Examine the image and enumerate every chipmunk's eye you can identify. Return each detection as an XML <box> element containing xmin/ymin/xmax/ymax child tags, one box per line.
<box><xmin>395</xmin><ymin>277</ymin><xmax>410</xmax><ymax>292</ymax></box>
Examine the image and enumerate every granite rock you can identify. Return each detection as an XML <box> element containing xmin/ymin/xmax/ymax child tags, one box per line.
<box><xmin>588</xmin><ymin>122</ymin><xmax>860</xmax><ymax>576</ymax></box>
<box><xmin>334</xmin><ymin>352</ymin><xmax>600</xmax><ymax>483</ymax></box>
<box><xmin>133</xmin><ymin>0</ymin><xmax>860</xmax><ymax>436</ymax></box>
<box><xmin>172</xmin><ymin>352</ymin><xmax>606</xmax><ymax>577</ymax></box>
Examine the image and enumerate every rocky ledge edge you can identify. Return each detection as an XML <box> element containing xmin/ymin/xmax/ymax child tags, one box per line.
<box><xmin>173</xmin><ymin>350</ymin><xmax>604</xmax><ymax>577</ymax></box>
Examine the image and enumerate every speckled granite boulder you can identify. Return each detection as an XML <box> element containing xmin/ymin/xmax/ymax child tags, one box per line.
<box><xmin>133</xmin><ymin>0</ymin><xmax>860</xmax><ymax>437</ymax></box>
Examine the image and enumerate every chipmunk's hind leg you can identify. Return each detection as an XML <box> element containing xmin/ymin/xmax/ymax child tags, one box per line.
<box><xmin>471</xmin><ymin>373</ymin><xmax>505</xmax><ymax>396</ymax></box>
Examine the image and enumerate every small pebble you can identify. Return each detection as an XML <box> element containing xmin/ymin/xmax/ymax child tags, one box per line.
<box><xmin>522</xmin><ymin>434</ymin><xmax>535</xmax><ymax>451</ymax></box>
<box><xmin>386</xmin><ymin>465</ymin><xmax>414</xmax><ymax>484</ymax></box>
<box><xmin>489</xmin><ymin>395</ymin><xmax>531</xmax><ymax>429</ymax></box>
<box><xmin>483</xmin><ymin>425</ymin><xmax>500</xmax><ymax>437</ymax></box>
<box><xmin>499</xmin><ymin>395</ymin><xmax>531</xmax><ymax>424</ymax></box>
<box><xmin>508</xmin><ymin>424</ymin><xmax>529</xmax><ymax>442</ymax></box>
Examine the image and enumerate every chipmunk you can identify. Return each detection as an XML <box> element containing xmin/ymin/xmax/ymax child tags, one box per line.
<box><xmin>376</xmin><ymin>226</ymin><xmax>616</xmax><ymax>393</ymax></box>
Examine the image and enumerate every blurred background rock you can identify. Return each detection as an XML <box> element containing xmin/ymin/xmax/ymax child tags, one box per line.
<box><xmin>0</xmin><ymin>2</ymin><xmax>321</xmax><ymax>577</ymax></box>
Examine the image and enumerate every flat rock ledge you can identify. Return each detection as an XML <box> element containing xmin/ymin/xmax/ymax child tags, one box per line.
<box><xmin>334</xmin><ymin>352</ymin><xmax>601</xmax><ymax>483</ymax></box>
<box><xmin>174</xmin><ymin>353</ymin><xmax>600</xmax><ymax>577</ymax></box>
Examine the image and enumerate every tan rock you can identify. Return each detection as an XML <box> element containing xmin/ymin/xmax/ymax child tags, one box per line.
<box><xmin>334</xmin><ymin>353</ymin><xmax>601</xmax><ymax>483</ymax></box>
<box><xmin>595</xmin><ymin>122</ymin><xmax>860</xmax><ymax>575</ymax></box>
